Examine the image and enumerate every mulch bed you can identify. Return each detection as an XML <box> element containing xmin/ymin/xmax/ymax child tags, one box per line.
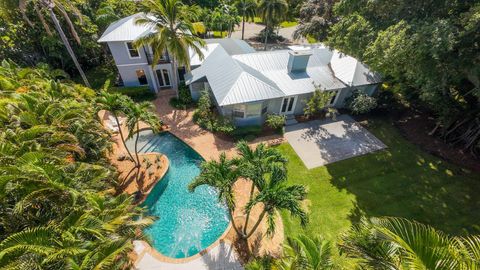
<box><xmin>393</xmin><ymin>107</ymin><xmax>480</xmax><ymax>172</ymax></box>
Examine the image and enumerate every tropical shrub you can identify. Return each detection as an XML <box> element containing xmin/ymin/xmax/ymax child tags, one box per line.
<box><xmin>0</xmin><ymin>61</ymin><xmax>152</xmax><ymax>269</ymax></box>
<box><xmin>109</xmin><ymin>85</ymin><xmax>156</xmax><ymax>102</ymax></box>
<box><xmin>303</xmin><ymin>88</ymin><xmax>336</xmax><ymax>118</ymax></box>
<box><xmin>265</xmin><ymin>114</ymin><xmax>285</xmax><ymax>132</ymax></box>
<box><xmin>340</xmin><ymin>217</ymin><xmax>480</xmax><ymax>269</ymax></box>
<box><xmin>231</xmin><ymin>126</ymin><xmax>263</xmax><ymax>141</ymax></box>
<box><xmin>346</xmin><ymin>90</ymin><xmax>377</xmax><ymax>114</ymax></box>
<box><xmin>169</xmin><ymin>83</ymin><xmax>193</xmax><ymax>109</ymax></box>
<box><xmin>193</xmin><ymin>89</ymin><xmax>234</xmax><ymax>134</ymax></box>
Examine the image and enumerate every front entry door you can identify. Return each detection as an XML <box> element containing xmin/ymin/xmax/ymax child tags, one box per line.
<box><xmin>155</xmin><ymin>69</ymin><xmax>171</xmax><ymax>88</ymax></box>
<box><xmin>280</xmin><ymin>96</ymin><xmax>297</xmax><ymax>114</ymax></box>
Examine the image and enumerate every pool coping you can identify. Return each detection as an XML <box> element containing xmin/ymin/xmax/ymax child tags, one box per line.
<box><xmin>133</xmin><ymin>129</ymin><xmax>235</xmax><ymax>264</ymax></box>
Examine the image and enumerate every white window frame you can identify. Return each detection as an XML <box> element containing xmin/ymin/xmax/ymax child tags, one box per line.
<box><xmin>233</xmin><ymin>103</ymin><xmax>263</xmax><ymax>119</ymax></box>
<box><xmin>279</xmin><ymin>96</ymin><xmax>297</xmax><ymax>115</ymax></box>
<box><xmin>125</xmin><ymin>42</ymin><xmax>141</xmax><ymax>59</ymax></box>
<box><xmin>136</xmin><ymin>69</ymin><xmax>148</xmax><ymax>85</ymax></box>
<box><xmin>155</xmin><ymin>68</ymin><xmax>171</xmax><ymax>87</ymax></box>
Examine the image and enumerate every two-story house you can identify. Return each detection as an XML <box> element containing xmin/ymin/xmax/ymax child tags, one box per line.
<box><xmin>98</xmin><ymin>13</ymin><xmax>176</xmax><ymax>92</ymax></box>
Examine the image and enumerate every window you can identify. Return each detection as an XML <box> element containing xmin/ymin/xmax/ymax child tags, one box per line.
<box><xmin>126</xmin><ymin>42</ymin><xmax>140</xmax><ymax>58</ymax></box>
<box><xmin>233</xmin><ymin>104</ymin><xmax>245</xmax><ymax>118</ymax></box>
<box><xmin>136</xmin><ymin>69</ymin><xmax>148</xmax><ymax>85</ymax></box>
<box><xmin>233</xmin><ymin>103</ymin><xmax>262</xmax><ymax>118</ymax></box>
<box><xmin>329</xmin><ymin>90</ymin><xmax>338</xmax><ymax>105</ymax></box>
<box><xmin>246</xmin><ymin>103</ymin><xmax>262</xmax><ymax>118</ymax></box>
<box><xmin>233</xmin><ymin>110</ymin><xmax>245</xmax><ymax>118</ymax></box>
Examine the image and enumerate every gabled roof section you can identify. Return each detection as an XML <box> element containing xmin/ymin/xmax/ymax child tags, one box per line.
<box><xmin>98</xmin><ymin>13</ymin><xmax>153</xmax><ymax>43</ymax></box>
<box><xmin>205</xmin><ymin>39</ymin><xmax>256</xmax><ymax>55</ymax></box>
<box><xmin>329</xmin><ymin>51</ymin><xmax>382</xmax><ymax>86</ymax></box>
<box><xmin>232</xmin><ymin>49</ymin><xmax>345</xmax><ymax>96</ymax></box>
<box><xmin>186</xmin><ymin>44</ymin><xmax>285</xmax><ymax>106</ymax></box>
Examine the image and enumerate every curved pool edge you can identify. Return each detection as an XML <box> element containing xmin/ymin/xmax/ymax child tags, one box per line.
<box><xmin>134</xmin><ymin>221</ymin><xmax>234</xmax><ymax>265</ymax></box>
<box><xmin>131</xmin><ymin>130</ymin><xmax>232</xmax><ymax>262</ymax></box>
<box><xmin>135</xmin><ymin>153</ymin><xmax>170</xmax><ymax>205</ymax></box>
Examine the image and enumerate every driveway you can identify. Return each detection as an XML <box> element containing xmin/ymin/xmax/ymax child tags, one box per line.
<box><xmin>231</xmin><ymin>22</ymin><xmax>300</xmax><ymax>43</ymax></box>
<box><xmin>284</xmin><ymin>115</ymin><xmax>386</xmax><ymax>169</ymax></box>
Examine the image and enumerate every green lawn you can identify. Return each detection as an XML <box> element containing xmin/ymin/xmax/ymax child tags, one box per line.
<box><xmin>275</xmin><ymin>117</ymin><xmax>480</xmax><ymax>265</ymax></box>
<box><xmin>253</xmin><ymin>17</ymin><xmax>298</xmax><ymax>28</ymax></box>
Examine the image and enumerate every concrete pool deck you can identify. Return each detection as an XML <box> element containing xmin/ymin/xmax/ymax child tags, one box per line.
<box><xmin>284</xmin><ymin>115</ymin><xmax>387</xmax><ymax>169</ymax></box>
<box><xmin>134</xmin><ymin>240</ymin><xmax>243</xmax><ymax>270</ymax></box>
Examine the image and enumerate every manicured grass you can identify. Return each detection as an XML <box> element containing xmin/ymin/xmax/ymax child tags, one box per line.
<box><xmin>306</xmin><ymin>35</ymin><xmax>317</xmax><ymax>44</ymax></box>
<box><xmin>279</xmin><ymin>21</ymin><xmax>298</xmax><ymax>28</ymax></box>
<box><xmin>253</xmin><ymin>17</ymin><xmax>298</xmax><ymax>28</ymax></box>
<box><xmin>213</xmin><ymin>31</ymin><xmax>228</xmax><ymax>38</ymax></box>
<box><xmin>275</xmin><ymin>117</ymin><xmax>480</xmax><ymax>265</ymax></box>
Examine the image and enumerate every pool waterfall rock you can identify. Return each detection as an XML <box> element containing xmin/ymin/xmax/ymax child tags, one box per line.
<box><xmin>126</xmin><ymin>130</ymin><xmax>230</xmax><ymax>259</ymax></box>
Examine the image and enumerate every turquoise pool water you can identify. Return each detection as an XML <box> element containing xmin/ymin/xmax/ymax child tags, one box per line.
<box><xmin>133</xmin><ymin>131</ymin><xmax>229</xmax><ymax>258</ymax></box>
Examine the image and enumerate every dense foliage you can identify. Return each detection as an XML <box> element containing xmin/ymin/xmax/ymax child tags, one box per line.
<box><xmin>303</xmin><ymin>87</ymin><xmax>335</xmax><ymax>118</ymax></box>
<box><xmin>346</xmin><ymin>89</ymin><xmax>377</xmax><ymax>114</ymax></box>
<box><xmin>0</xmin><ymin>0</ymin><xmax>138</xmax><ymax>75</ymax></box>
<box><xmin>327</xmin><ymin>0</ymin><xmax>480</xmax><ymax>155</ymax></box>
<box><xmin>169</xmin><ymin>83</ymin><xmax>194</xmax><ymax>109</ymax></box>
<box><xmin>294</xmin><ymin>0</ymin><xmax>338</xmax><ymax>41</ymax></box>
<box><xmin>193</xmin><ymin>90</ymin><xmax>235</xmax><ymax>134</ymax></box>
<box><xmin>0</xmin><ymin>61</ymin><xmax>151</xmax><ymax>269</ymax></box>
<box><xmin>265</xmin><ymin>114</ymin><xmax>285</xmax><ymax>132</ymax></box>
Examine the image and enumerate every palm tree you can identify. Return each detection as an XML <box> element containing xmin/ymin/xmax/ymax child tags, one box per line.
<box><xmin>96</xmin><ymin>91</ymin><xmax>136</xmax><ymax>164</ymax></box>
<box><xmin>257</xmin><ymin>0</ymin><xmax>288</xmax><ymax>50</ymax></box>
<box><xmin>134</xmin><ymin>0</ymin><xmax>206</xmax><ymax>96</ymax></box>
<box><xmin>125</xmin><ymin>101</ymin><xmax>163</xmax><ymax>189</ymax></box>
<box><xmin>235</xmin><ymin>0</ymin><xmax>257</xmax><ymax>40</ymax></box>
<box><xmin>245</xmin><ymin>164</ymin><xmax>308</xmax><ymax>238</ymax></box>
<box><xmin>236</xmin><ymin>141</ymin><xmax>287</xmax><ymax>236</ymax></box>
<box><xmin>189</xmin><ymin>153</ymin><xmax>243</xmax><ymax>237</ymax></box>
<box><xmin>18</xmin><ymin>0</ymin><xmax>91</xmax><ymax>87</ymax></box>
<box><xmin>280</xmin><ymin>235</ymin><xmax>333</xmax><ymax>270</ymax></box>
<box><xmin>340</xmin><ymin>217</ymin><xmax>480</xmax><ymax>270</ymax></box>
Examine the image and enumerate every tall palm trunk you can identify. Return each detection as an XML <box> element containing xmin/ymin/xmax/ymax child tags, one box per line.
<box><xmin>47</xmin><ymin>5</ymin><xmax>91</xmax><ymax>88</ymax></box>
<box><xmin>171</xmin><ymin>58</ymin><xmax>179</xmax><ymax>98</ymax></box>
<box><xmin>241</xmin><ymin>14</ymin><xmax>246</xmax><ymax>40</ymax></box>
<box><xmin>113</xmin><ymin>113</ymin><xmax>136</xmax><ymax>163</ymax></box>
<box><xmin>264</xmin><ymin>21</ymin><xmax>269</xmax><ymax>51</ymax></box>
<box><xmin>134</xmin><ymin>122</ymin><xmax>142</xmax><ymax>188</ymax></box>
<box><xmin>246</xmin><ymin>210</ymin><xmax>266</xmax><ymax>239</ymax></box>
<box><xmin>242</xmin><ymin>183</ymin><xmax>256</xmax><ymax>235</ymax></box>
<box><xmin>228</xmin><ymin>208</ymin><xmax>245</xmax><ymax>238</ymax></box>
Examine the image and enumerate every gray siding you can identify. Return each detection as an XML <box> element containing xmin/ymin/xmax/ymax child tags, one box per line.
<box><xmin>117</xmin><ymin>64</ymin><xmax>156</xmax><ymax>91</ymax></box>
<box><xmin>189</xmin><ymin>80</ymin><xmax>207</xmax><ymax>101</ymax></box>
<box><xmin>107</xmin><ymin>41</ymin><xmax>148</xmax><ymax>66</ymax></box>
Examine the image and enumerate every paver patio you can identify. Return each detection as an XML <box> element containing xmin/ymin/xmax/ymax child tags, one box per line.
<box><xmin>284</xmin><ymin>115</ymin><xmax>386</xmax><ymax>169</ymax></box>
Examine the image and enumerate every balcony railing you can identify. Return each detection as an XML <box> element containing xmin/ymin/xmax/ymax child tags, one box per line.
<box><xmin>145</xmin><ymin>51</ymin><xmax>170</xmax><ymax>65</ymax></box>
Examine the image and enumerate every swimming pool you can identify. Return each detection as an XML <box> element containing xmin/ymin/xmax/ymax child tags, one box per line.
<box><xmin>129</xmin><ymin>130</ymin><xmax>229</xmax><ymax>258</ymax></box>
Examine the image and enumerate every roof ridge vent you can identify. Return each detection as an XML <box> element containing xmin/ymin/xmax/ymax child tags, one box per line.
<box><xmin>287</xmin><ymin>50</ymin><xmax>312</xmax><ymax>73</ymax></box>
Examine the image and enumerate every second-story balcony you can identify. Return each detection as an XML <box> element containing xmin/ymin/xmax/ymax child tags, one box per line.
<box><xmin>145</xmin><ymin>49</ymin><xmax>170</xmax><ymax>65</ymax></box>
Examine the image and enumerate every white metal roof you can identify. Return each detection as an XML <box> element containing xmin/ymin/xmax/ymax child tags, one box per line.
<box><xmin>98</xmin><ymin>13</ymin><xmax>153</xmax><ymax>43</ymax></box>
<box><xmin>186</xmin><ymin>41</ymin><xmax>381</xmax><ymax>106</ymax></box>
<box><xmin>232</xmin><ymin>49</ymin><xmax>345</xmax><ymax>96</ymax></box>
<box><xmin>330</xmin><ymin>51</ymin><xmax>382</xmax><ymax>86</ymax></box>
<box><xmin>186</xmin><ymin>44</ymin><xmax>284</xmax><ymax>106</ymax></box>
<box><xmin>205</xmin><ymin>39</ymin><xmax>256</xmax><ymax>55</ymax></box>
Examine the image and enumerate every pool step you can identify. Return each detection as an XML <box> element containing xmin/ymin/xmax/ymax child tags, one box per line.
<box><xmin>140</xmin><ymin>136</ymin><xmax>162</xmax><ymax>153</ymax></box>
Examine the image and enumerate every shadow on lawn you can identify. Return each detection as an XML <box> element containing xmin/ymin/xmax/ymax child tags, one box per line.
<box><xmin>325</xmin><ymin>119</ymin><xmax>480</xmax><ymax>236</ymax></box>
